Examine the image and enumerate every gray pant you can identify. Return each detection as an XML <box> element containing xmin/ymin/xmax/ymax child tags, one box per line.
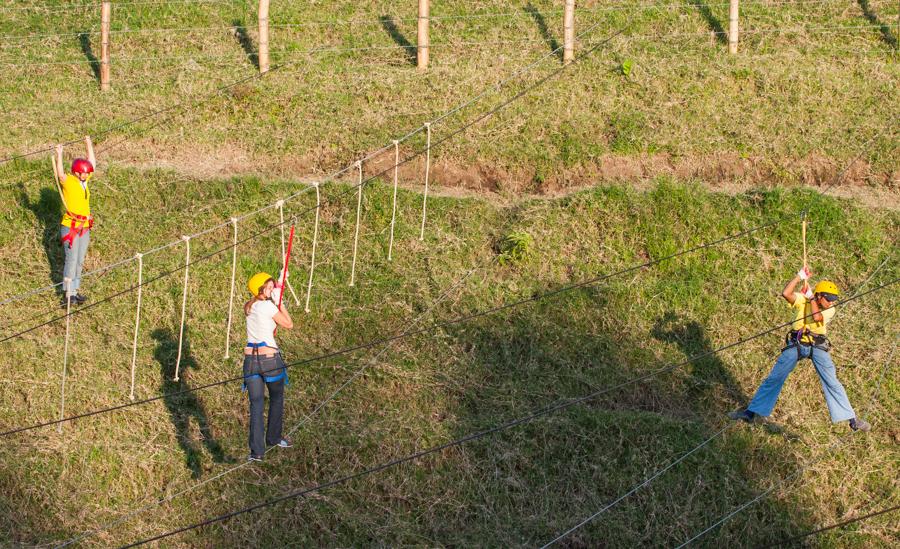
<box><xmin>60</xmin><ymin>227</ymin><xmax>90</xmax><ymax>297</ymax></box>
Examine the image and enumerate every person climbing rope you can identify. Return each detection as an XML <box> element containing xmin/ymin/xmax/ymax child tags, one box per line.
<box><xmin>52</xmin><ymin>137</ymin><xmax>96</xmax><ymax>307</ymax></box>
<box><xmin>243</xmin><ymin>270</ymin><xmax>293</xmax><ymax>462</ymax></box>
<box><xmin>729</xmin><ymin>266</ymin><xmax>870</xmax><ymax>431</ymax></box>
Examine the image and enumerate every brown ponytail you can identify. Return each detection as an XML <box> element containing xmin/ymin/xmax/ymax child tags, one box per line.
<box><xmin>244</xmin><ymin>294</ymin><xmax>264</xmax><ymax>316</ymax></box>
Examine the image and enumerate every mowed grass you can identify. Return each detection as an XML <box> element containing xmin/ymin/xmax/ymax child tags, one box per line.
<box><xmin>0</xmin><ymin>164</ymin><xmax>897</xmax><ymax>546</ymax></box>
<box><xmin>0</xmin><ymin>0</ymin><xmax>897</xmax><ymax>181</ymax></box>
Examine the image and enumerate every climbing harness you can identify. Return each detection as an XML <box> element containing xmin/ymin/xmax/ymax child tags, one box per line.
<box><xmin>242</xmin><ymin>341</ymin><xmax>288</xmax><ymax>391</ymax></box>
<box><xmin>60</xmin><ymin>211</ymin><xmax>94</xmax><ymax>248</ymax></box>
<box><xmin>782</xmin><ymin>328</ymin><xmax>833</xmax><ymax>361</ymax></box>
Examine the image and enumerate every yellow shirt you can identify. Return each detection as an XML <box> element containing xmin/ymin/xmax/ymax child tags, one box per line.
<box><xmin>59</xmin><ymin>173</ymin><xmax>91</xmax><ymax>227</ymax></box>
<box><xmin>790</xmin><ymin>292</ymin><xmax>835</xmax><ymax>335</ymax></box>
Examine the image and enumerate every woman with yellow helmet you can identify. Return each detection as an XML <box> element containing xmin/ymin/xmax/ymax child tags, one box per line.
<box><xmin>243</xmin><ymin>270</ymin><xmax>294</xmax><ymax>462</ymax></box>
<box><xmin>52</xmin><ymin>137</ymin><xmax>96</xmax><ymax>307</ymax></box>
<box><xmin>730</xmin><ymin>267</ymin><xmax>870</xmax><ymax>431</ymax></box>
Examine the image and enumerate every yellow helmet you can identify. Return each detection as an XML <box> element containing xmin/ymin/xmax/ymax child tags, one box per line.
<box><xmin>247</xmin><ymin>272</ymin><xmax>274</xmax><ymax>297</ymax></box>
<box><xmin>814</xmin><ymin>280</ymin><xmax>840</xmax><ymax>296</ymax></box>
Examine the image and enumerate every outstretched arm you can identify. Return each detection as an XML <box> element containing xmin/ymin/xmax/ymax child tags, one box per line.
<box><xmin>54</xmin><ymin>144</ymin><xmax>66</xmax><ymax>185</ymax></box>
<box><xmin>84</xmin><ymin>135</ymin><xmax>96</xmax><ymax>168</ymax></box>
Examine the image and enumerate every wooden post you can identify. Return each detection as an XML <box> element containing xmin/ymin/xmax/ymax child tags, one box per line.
<box><xmin>100</xmin><ymin>1</ymin><xmax>111</xmax><ymax>90</ymax></box>
<box><xmin>728</xmin><ymin>0</ymin><xmax>739</xmax><ymax>54</ymax></box>
<box><xmin>417</xmin><ymin>0</ymin><xmax>429</xmax><ymax>70</ymax></box>
<box><xmin>563</xmin><ymin>0</ymin><xmax>576</xmax><ymax>64</ymax></box>
<box><xmin>258</xmin><ymin>0</ymin><xmax>270</xmax><ymax>73</ymax></box>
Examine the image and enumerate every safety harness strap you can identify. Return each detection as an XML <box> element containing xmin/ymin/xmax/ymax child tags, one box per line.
<box><xmin>60</xmin><ymin>212</ymin><xmax>94</xmax><ymax>248</ymax></box>
<box><xmin>242</xmin><ymin>342</ymin><xmax>289</xmax><ymax>390</ymax></box>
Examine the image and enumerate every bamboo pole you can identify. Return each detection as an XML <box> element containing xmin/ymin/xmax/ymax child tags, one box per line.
<box><xmin>100</xmin><ymin>1</ymin><xmax>111</xmax><ymax>90</ymax></box>
<box><xmin>563</xmin><ymin>0</ymin><xmax>576</xmax><ymax>64</ymax></box>
<box><xmin>728</xmin><ymin>0</ymin><xmax>739</xmax><ymax>54</ymax></box>
<box><xmin>258</xmin><ymin>0</ymin><xmax>270</xmax><ymax>73</ymax></box>
<box><xmin>417</xmin><ymin>0</ymin><xmax>430</xmax><ymax>70</ymax></box>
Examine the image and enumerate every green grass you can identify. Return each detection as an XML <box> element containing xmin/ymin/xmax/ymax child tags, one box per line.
<box><xmin>0</xmin><ymin>165</ymin><xmax>897</xmax><ymax>546</ymax></box>
<box><xmin>0</xmin><ymin>0</ymin><xmax>898</xmax><ymax>546</ymax></box>
<box><xmin>0</xmin><ymin>0</ymin><xmax>897</xmax><ymax>182</ymax></box>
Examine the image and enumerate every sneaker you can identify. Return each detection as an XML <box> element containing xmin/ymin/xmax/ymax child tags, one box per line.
<box><xmin>248</xmin><ymin>454</ymin><xmax>264</xmax><ymax>462</ymax></box>
<box><xmin>273</xmin><ymin>438</ymin><xmax>292</xmax><ymax>449</ymax></box>
<box><xmin>849</xmin><ymin>418</ymin><xmax>871</xmax><ymax>432</ymax></box>
<box><xmin>728</xmin><ymin>408</ymin><xmax>756</xmax><ymax>423</ymax></box>
<box><xmin>73</xmin><ymin>294</ymin><xmax>88</xmax><ymax>305</ymax></box>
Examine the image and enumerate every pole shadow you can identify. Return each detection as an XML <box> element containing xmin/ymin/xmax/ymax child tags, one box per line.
<box><xmin>78</xmin><ymin>32</ymin><xmax>101</xmax><ymax>81</ymax></box>
<box><xmin>857</xmin><ymin>0</ymin><xmax>898</xmax><ymax>48</ymax></box>
<box><xmin>232</xmin><ymin>19</ymin><xmax>260</xmax><ymax>69</ymax></box>
<box><xmin>688</xmin><ymin>0</ymin><xmax>727</xmax><ymax>44</ymax></box>
<box><xmin>524</xmin><ymin>3</ymin><xmax>563</xmax><ymax>60</ymax></box>
<box><xmin>379</xmin><ymin>15</ymin><xmax>417</xmax><ymax>66</ymax></box>
<box><xmin>18</xmin><ymin>185</ymin><xmax>65</xmax><ymax>291</ymax></box>
<box><xmin>152</xmin><ymin>327</ymin><xmax>230</xmax><ymax>478</ymax></box>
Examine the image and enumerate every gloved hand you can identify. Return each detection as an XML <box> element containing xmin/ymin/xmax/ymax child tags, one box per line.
<box><xmin>803</xmin><ymin>286</ymin><xmax>815</xmax><ymax>300</ymax></box>
<box><xmin>278</xmin><ymin>267</ymin><xmax>289</xmax><ymax>282</ymax></box>
<box><xmin>270</xmin><ymin>285</ymin><xmax>283</xmax><ymax>304</ymax></box>
<box><xmin>797</xmin><ymin>266</ymin><xmax>811</xmax><ymax>281</ymax></box>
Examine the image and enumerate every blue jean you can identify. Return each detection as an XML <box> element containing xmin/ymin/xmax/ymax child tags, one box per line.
<box><xmin>747</xmin><ymin>344</ymin><xmax>856</xmax><ymax>422</ymax></box>
<box><xmin>60</xmin><ymin>227</ymin><xmax>90</xmax><ymax>297</ymax></box>
<box><xmin>243</xmin><ymin>354</ymin><xmax>286</xmax><ymax>457</ymax></box>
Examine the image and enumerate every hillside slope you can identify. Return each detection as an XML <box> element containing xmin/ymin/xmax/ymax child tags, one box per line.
<box><xmin>0</xmin><ymin>169</ymin><xmax>897</xmax><ymax>546</ymax></box>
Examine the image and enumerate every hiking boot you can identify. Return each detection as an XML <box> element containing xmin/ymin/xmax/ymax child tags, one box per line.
<box><xmin>72</xmin><ymin>293</ymin><xmax>88</xmax><ymax>305</ymax></box>
<box><xmin>728</xmin><ymin>408</ymin><xmax>757</xmax><ymax>423</ymax></box>
<box><xmin>849</xmin><ymin>418</ymin><xmax>871</xmax><ymax>432</ymax></box>
<box><xmin>248</xmin><ymin>454</ymin><xmax>264</xmax><ymax>462</ymax></box>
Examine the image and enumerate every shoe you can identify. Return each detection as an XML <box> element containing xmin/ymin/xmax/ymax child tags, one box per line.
<box><xmin>272</xmin><ymin>438</ymin><xmax>292</xmax><ymax>449</ymax></box>
<box><xmin>248</xmin><ymin>454</ymin><xmax>264</xmax><ymax>462</ymax></box>
<box><xmin>728</xmin><ymin>408</ymin><xmax>756</xmax><ymax>423</ymax></box>
<box><xmin>849</xmin><ymin>418</ymin><xmax>871</xmax><ymax>432</ymax></box>
<box><xmin>73</xmin><ymin>294</ymin><xmax>88</xmax><ymax>305</ymax></box>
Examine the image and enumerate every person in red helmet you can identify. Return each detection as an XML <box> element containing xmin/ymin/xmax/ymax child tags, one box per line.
<box><xmin>52</xmin><ymin>136</ymin><xmax>96</xmax><ymax>307</ymax></box>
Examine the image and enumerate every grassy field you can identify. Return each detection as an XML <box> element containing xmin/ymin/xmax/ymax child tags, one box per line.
<box><xmin>0</xmin><ymin>0</ymin><xmax>898</xmax><ymax>547</ymax></box>
<box><xmin>0</xmin><ymin>0</ymin><xmax>897</xmax><ymax>187</ymax></box>
<box><xmin>0</xmin><ymin>166</ymin><xmax>897</xmax><ymax>546</ymax></box>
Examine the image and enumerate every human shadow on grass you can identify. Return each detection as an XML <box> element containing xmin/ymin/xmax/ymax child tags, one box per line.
<box><xmin>435</xmin><ymin>283</ymin><xmax>814</xmax><ymax>545</ymax></box>
<box><xmin>152</xmin><ymin>327</ymin><xmax>230</xmax><ymax>479</ymax></box>
<box><xmin>18</xmin><ymin>185</ymin><xmax>65</xmax><ymax>291</ymax></box>
<box><xmin>232</xmin><ymin>20</ymin><xmax>259</xmax><ymax>69</ymax></box>
<box><xmin>857</xmin><ymin>0</ymin><xmax>898</xmax><ymax>48</ymax></box>
<box><xmin>688</xmin><ymin>0</ymin><xmax>727</xmax><ymax>44</ymax></box>
<box><xmin>524</xmin><ymin>3</ymin><xmax>562</xmax><ymax>60</ymax></box>
<box><xmin>78</xmin><ymin>32</ymin><xmax>101</xmax><ymax>81</ymax></box>
<box><xmin>379</xmin><ymin>15</ymin><xmax>417</xmax><ymax>65</ymax></box>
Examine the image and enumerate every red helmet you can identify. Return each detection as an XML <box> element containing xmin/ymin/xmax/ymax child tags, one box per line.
<box><xmin>71</xmin><ymin>158</ymin><xmax>94</xmax><ymax>175</ymax></box>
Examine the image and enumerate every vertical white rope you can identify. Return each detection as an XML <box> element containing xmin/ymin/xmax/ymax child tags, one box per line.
<box><xmin>305</xmin><ymin>182</ymin><xmax>320</xmax><ymax>313</ymax></box>
<box><xmin>224</xmin><ymin>218</ymin><xmax>238</xmax><ymax>359</ymax></box>
<box><xmin>58</xmin><ymin>278</ymin><xmax>72</xmax><ymax>433</ymax></box>
<box><xmin>277</xmin><ymin>199</ymin><xmax>301</xmax><ymax>305</ymax></box>
<box><xmin>388</xmin><ymin>139</ymin><xmax>400</xmax><ymax>261</ymax></box>
<box><xmin>419</xmin><ymin>122</ymin><xmax>431</xmax><ymax>241</ymax></box>
<box><xmin>173</xmin><ymin>235</ymin><xmax>191</xmax><ymax>382</ymax></box>
<box><xmin>129</xmin><ymin>254</ymin><xmax>143</xmax><ymax>401</ymax></box>
<box><xmin>349</xmin><ymin>160</ymin><xmax>363</xmax><ymax>287</ymax></box>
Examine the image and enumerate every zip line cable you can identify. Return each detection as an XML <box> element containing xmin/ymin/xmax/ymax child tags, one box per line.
<box><xmin>3</xmin><ymin>24</ymin><xmax>891</xmax><ymax>67</ymax></box>
<box><xmin>537</xmin><ymin>251</ymin><xmax>897</xmax><ymax>547</ymax></box>
<box><xmin>539</xmin><ymin>424</ymin><xmax>736</xmax><ymax>548</ymax></box>
<box><xmin>0</xmin><ymin>207</ymin><xmax>787</xmax><ymax>437</ymax></box>
<box><xmin>757</xmin><ymin>504</ymin><xmax>900</xmax><ymax>548</ymax></box>
<box><xmin>0</xmin><ymin>10</ymin><xmax>613</xmax><ymax>308</ymax></box>
<box><xmin>56</xmin><ymin>252</ymin><xmax>494</xmax><ymax>549</ymax></box>
<box><xmin>674</xmin><ymin>337</ymin><xmax>898</xmax><ymax>548</ymax></box>
<box><xmin>116</xmin><ymin>279</ymin><xmax>898</xmax><ymax>547</ymax></box>
<box><xmin>0</xmin><ymin>0</ymin><xmax>855</xmax><ymax>42</ymax></box>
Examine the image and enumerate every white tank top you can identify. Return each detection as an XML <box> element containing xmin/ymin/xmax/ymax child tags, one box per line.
<box><xmin>246</xmin><ymin>299</ymin><xmax>279</xmax><ymax>348</ymax></box>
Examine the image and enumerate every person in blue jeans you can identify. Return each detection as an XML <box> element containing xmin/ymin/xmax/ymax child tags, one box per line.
<box><xmin>730</xmin><ymin>267</ymin><xmax>870</xmax><ymax>431</ymax></box>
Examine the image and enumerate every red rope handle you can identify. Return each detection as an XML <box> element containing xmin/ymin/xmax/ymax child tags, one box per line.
<box><xmin>277</xmin><ymin>225</ymin><xmax>295</xmax><ymax>310</ymax></box>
